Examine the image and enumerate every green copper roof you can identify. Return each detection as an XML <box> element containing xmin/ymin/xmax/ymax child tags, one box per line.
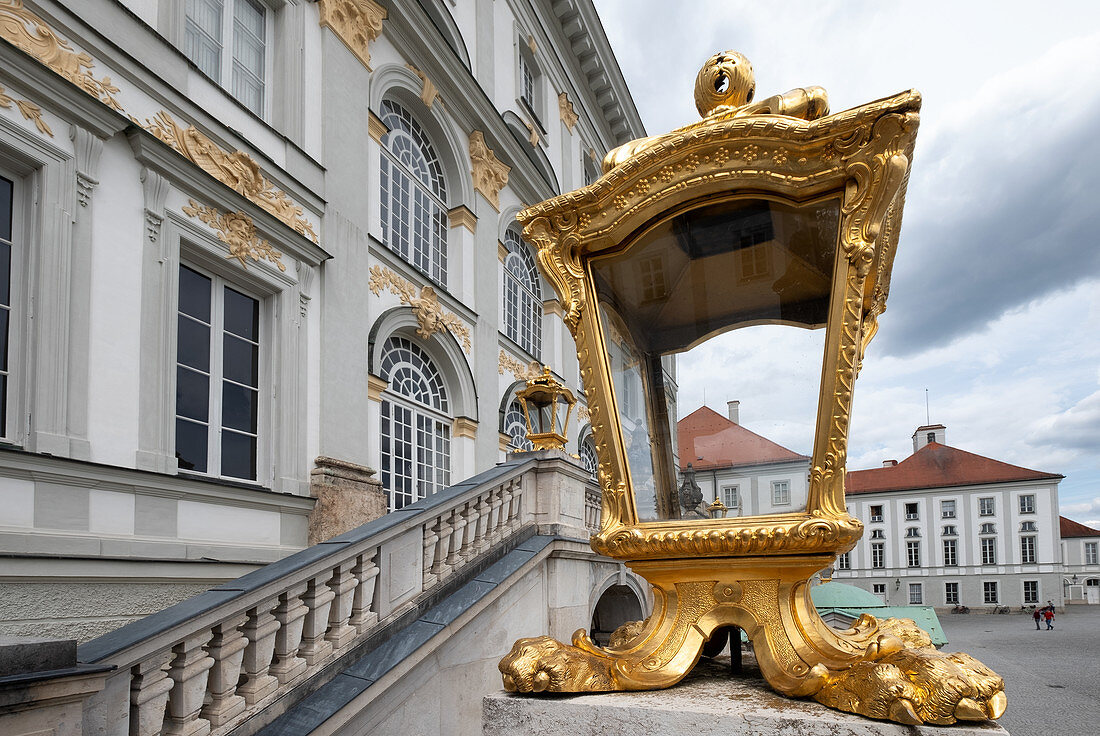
<box><xmin>811</xmin><ymin>581</ymin><xmax>885</xmax><ymax>609</ymax></box>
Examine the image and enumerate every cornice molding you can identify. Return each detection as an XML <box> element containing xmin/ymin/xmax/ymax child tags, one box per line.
<box><xmin>447</xmin><ymin>204</ymin><xmax>477</xmax><ymax>233</ymax></box>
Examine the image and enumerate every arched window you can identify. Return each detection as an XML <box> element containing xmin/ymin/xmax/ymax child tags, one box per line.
<box><xmin>503</xmin><ymin>228</ymin><xmax>542</xmax><ymax>357</ymax></box>
<box><xmin>379</xmin><ymin>336</ymin><xmax>450</xmax><ymax>510</ymax></box>
<box><xmin>503</xmin><ymin>399</ymin><xmax>533</xmax><ymax>452</ymax></box>
<box><xmin>579</xmin><ymin>433</ymin><xmax>598</xmax><ymax>479</ymax></box>
<box><xmin>379</xmin><ymin>99</ymin><xmax>448</xmax><ymax>286</ymax></box>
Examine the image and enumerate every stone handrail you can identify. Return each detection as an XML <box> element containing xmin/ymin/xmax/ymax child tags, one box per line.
<box><xmin>77</xmin><ymin>457</ymin><xmax>539</xmax><ymax>736</ymax></box>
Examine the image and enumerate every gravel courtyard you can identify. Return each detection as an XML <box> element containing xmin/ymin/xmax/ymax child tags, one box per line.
<box><xmin>938</xmin><ymin>605</ymin><xmax>1100</xmax><ymax>736</ymax></box>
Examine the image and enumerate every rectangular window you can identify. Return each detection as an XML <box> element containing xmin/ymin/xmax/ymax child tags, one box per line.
<box><xmin>981</xmin><ymin>537</ymin><xmax>997</xmax><ymax>565</ymax></box>
<box><xmin>1021</xmin><ymin>535</ymin><xmax>1036</xmax><ymax>564</ymax></box>
<box><xmin>869</xmin><ymin>505</ymin><xmax>883</xmax><ymax>523</ymax></box>
<box><xmin>771</xmin><ymin>480</ymin><xmax>790</xmax><ymax>506</ymax></box>
<box><xmin>186</xmin><ymin>0</ymin><xmax>267</xmax><ymax>115</ymax></box>
<box><xmin>907</xmin><ymin>541</ymin><xmax>921</xmax><ymax>568</ymax></box>
<box><xmin>175</xmin><ymin>264</ymin><xmax>261</xmax><ymax>481</ymax></box>
<box><xmin>979</xmin><ymin>497</ymin><xmax>995</xmax><ymax>516</ymax></box>
<box><xmin>1019</xmin><ymin>494</ymin><xmax>1035</xmax><ymax>514</ymax></box>
<box><xmin>905</xmin><ymin>502</ymin><xmax>919</xmax><ymax>520</ymax></box>
<box><xmin>837</xmin><ymin>552</ymin><xmax>851</xmax><ymax>570</ymax></box>
<box><xmin>1086</xmin><ymin>542</ymin><xmax>1099</xmax><ymax>565</ymax></box>
<box><xmin>983</xmin><ymin>581</ymin><xmax>998</xmax><ymax>604</ymax></box>
<box><xmin>519</xmin><ymin>53</ymin><xmax>534</xmax><ymax>110</ymax></box>
<box><xmin>0</xmin><ymin>173</ymin><xmax>12</xmax><ymax>436</ymax></box>
<box><xmin>909</xmin><ymin>583</ymin><xmax>922</xmax><ymax>604</ymax></box>
<box><xmin>944</xmin><ymin>582</ymin><xmax>959</xmax><ymax>605</ymax></box>
<box><xmin>1023</xmin><ymin>580</ymin><xmax>1038</xmax><ymax>605</ymax></box>
<box><xmin>872</xmin><ymin>583</ymin><xmax>886</xmax><ymax>597</ymax></box>
<box><xmin>871</xmin><ymin>542</ymin><xmax>885</xmax><ymax>569</ymax></box>
<box><xmin>941</xmin><ymin>499</ymin><xmax>956</xmax><ymax>518</ymax></box>
<box><xmin>721</xmin><ymin>485</ymin><xmax>739</xmax><ymax>509</ymax></box>
<box><xmin>943</xmin><ymin>538</ymin><xmax>958</xmax><ymax>567</ymax></box>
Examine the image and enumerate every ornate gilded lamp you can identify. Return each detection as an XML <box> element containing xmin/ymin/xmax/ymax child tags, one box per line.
<box><xmin>516</xmin><ymin>366</ymin><xmax>577</xmax><ymax>451</ymax></box>
<box><xmin>499</xmin><ymin>52</ymin><xmax>1007</xmax><ymax>726</ymax></box>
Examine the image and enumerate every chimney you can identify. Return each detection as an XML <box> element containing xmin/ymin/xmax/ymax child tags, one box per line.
<box><xmin>882</xmin><ymin>460</ymin><xmax>898</xmax><ymax>467</ymax></box>
<box><xmin>727</xmin><ymin>400</ymin><xmax>740</xmax><ymax>424</ymax></box>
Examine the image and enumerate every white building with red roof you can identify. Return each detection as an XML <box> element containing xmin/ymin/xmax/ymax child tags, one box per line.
<box><xmin>836</xmin><ymin>424</ymin><xmax>1069</xmax><ymax>610</ymax></box>
<box><xmin>677</xmin><ymin>402</ymin><xmax>810</xmax><ymax>517</ymax></box>
<box><xmin>1060</xmin><ymin>516</ymin><xmax>1100</xmax><ymax>603</ymax></box>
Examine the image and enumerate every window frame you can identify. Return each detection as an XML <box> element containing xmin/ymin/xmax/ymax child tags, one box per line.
<box><xmin>173</xmin><ymin>256</ymin><xmax>270</xmax><ymax>483</ymax></box>
<box><xmin>1020</xmin><ymin>535</ymin><xmax>1036</xmax><ymax>564</ymax></box>
<box><xmin>836</xmin><ymin>551</ymin><xmax>851</xmax><ymax>570</ymax></box>
<box><xmin>943</xmin><ymin>538</ymin><xmax>958</xmax><ymax>567</ymax></box>
<box><xmin>906</xmin><ymin>540</ymin><xmax>921</xmax><ymax>568</ymax></box>
<box><xmin>1019</xmin><ymin>493</ymin><xmax>1036</xmax><ymax>514</ymax></box>
<box><xmin>869</xmin><ymin>504</ymin><xmax>883</xmax><ymax>523</ymax></box>
<box><xmin>908</xmin><ymin>582</ymin><xmax>923</xmax><ymax>605</ymax></box>
<box><xmin>1023</xmin><ymin>580</ymin><xmax>1038</xmax><ymax>605</ymax></box>
<box><xmin>183</xmin><ymin>0</ymin><xmax>273</xmax><ymax>118</ymax></box>
<box><xmin>979</xmin><ymin>496</ymin><xmax>995</xmax><ymax>516</ymax></box>
<box><xmin>944</xmin><ymin>581</ymin><xmax>959</xmax><ymax>605</ymax></box>
<box><xmin>0</xmin><ymin>161</ymin><xmax>26</xmax><ymax>443</ymax></box>
<box><xmin>941</xmin><ymin>499</ymin><xmax>956</xmax><ymax>518</ymax></box>
<box><xmin>502</xmin><ymin>228</ymin><xmax>542</xmax><ymax>359</ymax></box>
<box><xmin>721</xmin><ymin>484</ymin><xmax>740</xmax><ymax>511</ymax></box>
<box><xmin>983</xmin><ymin>581</ymin><xmax>998</xmax><ymax>604</ymax></box>
<box><xmin>771</xmin><ymin>479</ymin><xmax>791</xmax><ymax>506</ymax></box>
<box><xmin>981</xmin><ymin>537</ymin><xmax>997</xmax><ymax>565</ymax></box>
<box><xmin>904</xmin><ymin>502</ymin><xmax>919</xmax><ymax>520</ymax></box>
<box><xmin>871</xmin><ymin>542</ymin><xmax>885</xmax><ymax>569</ymax></box>
<box><xmin>1085</xmin><ymin>541</ymin><xmax>1098</xmax><ymax>566</ymax></box>
<box><xmin>515</xmin><ymin>33</ymin><xmax>545</xmax><ymax>132</ymax></box>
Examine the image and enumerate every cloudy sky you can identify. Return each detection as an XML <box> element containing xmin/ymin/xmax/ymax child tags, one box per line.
<box><xmin>593</xmin><ymin>1</ymin><xmax>1100</xmax><ymax>525</ymax></box>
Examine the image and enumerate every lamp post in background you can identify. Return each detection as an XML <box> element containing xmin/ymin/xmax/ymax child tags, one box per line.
<box><xmin>499</xmin><ymin>50</ymin><xmax>1006</xmax><ymax>726</ymax></box>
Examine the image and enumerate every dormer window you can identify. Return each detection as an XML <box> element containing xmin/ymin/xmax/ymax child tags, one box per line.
<box><xmin>979</xmin><ymin>522</ymin><xmax>996</xmax><ymax>535</ymax></box>
<box><xmin>1020</xmin><ymin>521</ymin><xmax>1037</xmax><ymax>532</ymax></box>
<box><xmin>927</xmin><ymin>431</ymin><xmax>935</xmax><ymax>444</ymax></box>
<box><xmin>905</xmin><ymin>527</ymin><xmax>921</xmax><ymax>538</ymax></box>
<box><xmin>942</xmin><ymin>525</ymin><xmax>958</xmax><ymax>536</ymax></box>
<box><xmin>870</xmin><ymin>529</ymin><xmax>885</xmax><ymax>539</ymax></box>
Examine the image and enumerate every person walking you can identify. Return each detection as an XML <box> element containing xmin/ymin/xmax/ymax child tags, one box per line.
<box><xmin>1044</xmin><ymin>607</ymin><xmax>1055</xmax><ymax>630</ymax></box>
<box><xmin>1033</xmin><ymin>607</ymin><xmax>1042</xmax><ymax>629</ymax></box>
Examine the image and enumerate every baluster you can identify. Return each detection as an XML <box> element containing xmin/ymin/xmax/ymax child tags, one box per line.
<box><xmin>130</xmin><ymin>652</ymin><xmax>173</xmax><ymax>736</ymax></box>
<box><xmin>299</xmin><ymin>575</ymin><xmax>336</xmax><ymax>666</ymax></box>
<box><xmin>422</xmin><ymin>520</ymin><xmax>439</xmax><ymax>588</ymax></box>
<box><xmin>201</xmin><ymin>615</ymin><xmax>248</xmax><ymax>727</ymax></box>
<box><xmin>236</xmin><ymin>603</ymin><xmax>280</xmax><ymax>706</ymax></box>
<box><xmin>445</xmin><ymin>506</ymin><xmax>465</xmax><ymax>568</ymax></box>
<box><xmin>162</xmin><ymin>631</ymin><xmax>215</xmax><ymax>736</ymax></box>
<box><xmin>350</xmin><ymin>551</ymin><xmax>380</xmax><ymax>633</ymax></box>
<box><xmin>430</xmin><ymin>514</ymin><xmax>452</xmax><ymax>582</ymax></box>
<box><xmin>492</xmin><ymin>484</ymin><xmax>509</xmax><ymax>542</ymax></box>
<box><xmin>475</xmin><ymin>494</ymin><xmax>492</xmax><ymax>554</ymax></box>
<box><xmin>489</xmin><ymin>485</ymin><xmax>504</xmax><ymax>545</ymax></box>
<box><xmin>269</xmin><ymin>585</ymin><xmax>308</xmax><ymax>686</ymax></box>
<box><xmin>326</xmin><ymin>561</ymin><xmax>359</xmax><ymax>651</ymax></box>
<box><xmin>457</xmin><ymin>501</ymin><xmax>477</xmax><ymax>563</ymax></box>
<box><xmin>509</xmin><ymin>478</ymin><xmax>523</xmax><ymax>530</ymax></box>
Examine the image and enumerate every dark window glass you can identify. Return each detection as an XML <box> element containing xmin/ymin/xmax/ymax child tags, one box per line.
<box><xmin>177</xmin><ymin>315</ymin><xmax>211</xmax><ymax>372</ymax></box>
<box><xmin>175</xmin><ymin>418</ymin><xmax>208</xmax><ymax>472</ymax></box>
<box><xmin>223</xmin><ymin>287</ymin><xmax>258</xmax><ymax>340</ymax></box>
<box><xmin>0</xmin><ymin>306</ymin><xmax>8</xmax><ymax>370</ymax></box>
<box><xmin>176</xmin><ymin>367</ymin><xmax>210</xmax><ymax>422</ymax></box>
<box><xmin>0</xmin><ymin>175</ymin><xmax>11</xmax><ymax>241</ymax></box>
<box><xmin>221</xmin><ymin>382</ymin><xmax>257</xmax><ymax>432</ymax></box>
<box><xmin>221</xmin><ymin>430</ymin><xmax>256</xmax><ymax>479</ymax></box>
<box><xmin>0</xmin><ymin>240</ymin><xmax>10</xmax><ymax>306</ymax></box>
<box><xmin>179</xmin><ymin>266</ymin><xmax>212</xmax><ymax>322</ymax></box>
<box><xmin>223</xmin><ymin>333</ymin><xmax>258</xmax><ymax>385</ymax></box>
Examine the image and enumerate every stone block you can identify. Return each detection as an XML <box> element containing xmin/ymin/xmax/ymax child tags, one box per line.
<box><xmin>483</xmin><ymin>658</ymin><xmax>1010</xmax><ymax>736</ymax></box>
<box><xmin>308</xmin><ymin>456</ymin><xmax>388</xmax><ymax>544</ymax></box>
<box><xmin>0</xmin><ymin>636</ymin><xmax>76</xmax><ymax>677</ymax></box>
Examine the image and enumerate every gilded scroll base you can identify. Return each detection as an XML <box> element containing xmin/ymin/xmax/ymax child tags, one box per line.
<box><xmin>499</xmin><ymin>555</ymin><xmax>1005</xmax><ymax>726</ymax></box>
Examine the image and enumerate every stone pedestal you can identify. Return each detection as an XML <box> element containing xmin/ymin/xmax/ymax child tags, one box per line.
<box><xmin>308</xmin><ymin>456</ymin><xmax>388</xmax><ymax>544</ymax></box>
<box><xmin>0</xmin><ymin>636</ymin><xmax>111</xmax><ymax>736</ymax></box>
<box><xmin>483</xmin><ymin>658</ymin><xmax>1009</xmax><ymax>736</ymax></box>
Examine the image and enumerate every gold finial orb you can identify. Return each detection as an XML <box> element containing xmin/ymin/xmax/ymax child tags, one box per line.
<box><xmin>694</xmin><ymin>50</ymin><xmax>755</xmax><ymax>117</ymax></box>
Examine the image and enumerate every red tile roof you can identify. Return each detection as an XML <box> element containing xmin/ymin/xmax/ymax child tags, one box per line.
<box><xmin>678</xmin><ymin>406</ymin><xmax>807</xmax><ymax>470</ymax></box>
<box><xmin>846</xmin><ymin>442</ymin><xmax>1063</xmax><ymax>495</ymax></box>
<box><xmin>1060</xmin><ymin>516</ymin><xmax>1100</xmax><ymax>538</ymax></box>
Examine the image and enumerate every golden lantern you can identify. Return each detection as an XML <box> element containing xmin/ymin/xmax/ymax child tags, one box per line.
<box><xmin>499</xmin><ymin>51</ymin><xmax>1006</xmax><ymax>726</ymax></box>
<box><xmin>515</xmin><ymin>366</ymin><xmax>577</xmax><ymax>451</ymax></box>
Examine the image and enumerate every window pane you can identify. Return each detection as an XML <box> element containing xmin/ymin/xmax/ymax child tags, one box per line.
<box><xmin>177</xmin><ymin>315</ymin><xmax>211</xmax><ymax>372</ymax></box>
<box><xmin>176</xmin><ymin>366</ymin><xmax>210</xmax><ymax>422</ymax></box>
<box><xmin>179</xmin><ymin>266</ymin><xmax>212</xmax><ymax>322</ymax></box>
<box><xmin>175</xmin><ymin>418</ymin><xmax>208</xmax><ymax>472</ymax></box>
<box><xmin>0</xmin><ymin>175</ymin><xmax>11</xmax><ymax>242</ymax></box>
<box><xmin>223</xmin><ymin>333</ymin><xmax>258</xmax><ymax>386</ymax></box>
<box><xmin>221</xmin><ymin>429</ymin><xmax>257</xmax><ymax>480</ymax></box>
<box><xmin>222</xmin><ymin>382</ymin><xmax>257</xmax><ymax>432</ymax></box>
<box><xmin>0</xmin><ymin>307</ymin><xmax>8</xmax><ymax>371</ymax></box>
<box><xmin>223</xmin><ymin>287</ymin><xmax>258</xmax><ymax>340</ymax></box>
<box><xmin>185</xmin><ymin>0</ymin><xmax>224</xmax><ymax>79</ymax></box>
<box><xmin>0</xmin><ymin>374</ymin><xmax>6</xmax><ymax>434</ymax></box>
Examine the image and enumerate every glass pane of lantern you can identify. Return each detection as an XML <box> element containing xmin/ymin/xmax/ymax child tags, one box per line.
<box><xmin>590</xmin><ymin>196</ymin><xmax>840</xmax><ymax>523</ymax></box>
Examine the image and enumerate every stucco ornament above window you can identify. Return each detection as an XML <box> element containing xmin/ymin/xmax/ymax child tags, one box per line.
<box><xmin>368</xmin><ymin>265</ymin><xmax>471</xmax><ymax>352</ymax></box>
<box><xmin>183</xmin><ymin>199</ymin><xmax>285</xmax><ymax>271</ymax></box>
<box><xmin>0</xmin><ymin>83</ymin><xmax>52</xmax><ymax>137</ymax></box>
<box><xmin>317</xmin><ymin>0</ymin><xmax>386</xmax><ymax>71</ymax></box>
<box><xmin>469</xmin><ymin>131</ymin><xmax>510</xmax><ymax>211</ymax></box>
<box><xmin>558</xmin><ymin>92</ymin><xmax>578</xmax><ymax>131</ymax></box>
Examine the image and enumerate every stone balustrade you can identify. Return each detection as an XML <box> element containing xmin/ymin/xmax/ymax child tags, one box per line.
<box><xmin>74</xmin><ymin>457</ymin><xmax>547</xmax><ymax>736</ymax></box>
<box><xmin>585</xmin><ymin>486</ymin><xmax>601</xmax><ymax>533</ymax></box>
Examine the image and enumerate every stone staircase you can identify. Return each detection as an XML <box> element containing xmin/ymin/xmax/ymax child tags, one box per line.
<box><xmin>1</xmin><ymin>450</ymin><xmax>617</xmax><ymax>736</ymax></box>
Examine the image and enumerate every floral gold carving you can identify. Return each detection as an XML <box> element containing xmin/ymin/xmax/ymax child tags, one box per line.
<box><xmin>0</xmin><ymin>0</ymin><xmax>123</xmax><ymax>110</ymax></box>
<box><xmin>558</xmin><ymin>92</ymin><xmax>578</xmax><ymax>131</ymax></box>
<box><xmin>317</xmin><ymin>0</ymin><xmax>386</xmax><ymax>72</ymax></box>
<box><xmin>405</xmin><ymin>64</ymin><xmax>440</xmax><ymax>108</ymax></box>
<box><xmin>0</xmin><ymin>83</ymin><xmax>53</xmax><ymax>137</ymax></box>
<box><xmin>368</xmin><ymin>265</ymin><xmax>471</xmax><ymax>352</ymax></box>
<box><xmin>498</xmin><ymin>350</ymin><xmax>541</xmax><ymax>381</ymax></box>
<box><xmin>143</xmin><ymin>111</ymin><xmax>319</xmax><ymax>244</ymax></box>
<box><xmin>182</xmin><ymin>199</ymin><xmax>286</xmax><ymax>272</ymax></box>
<box><xmin>576</xmin><ymin>403</ymin><xmax>590</xmax><ymax>425</ymax></box>
<box><xmin>469</xmin><ymin>131</ymin><xmax>509</xmax><ymax>211</ymax></box>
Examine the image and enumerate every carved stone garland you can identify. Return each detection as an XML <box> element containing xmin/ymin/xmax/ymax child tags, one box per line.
<box><xmin>183</xmin><ymin>199</ymin><xmax>286</xmax><ymax>272</ymax></box>
<box><xmin>368</xmin><ymin>266</ymin><xmax>471</xmax><ymax>352</ymax></box>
